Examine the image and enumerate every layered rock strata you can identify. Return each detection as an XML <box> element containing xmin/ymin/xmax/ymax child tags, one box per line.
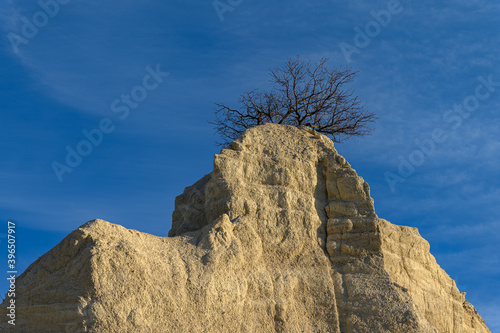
<box><xmin>0</xmin><ymin>124</ymin><xmax>490</xmax><ymax>332</ymax></box>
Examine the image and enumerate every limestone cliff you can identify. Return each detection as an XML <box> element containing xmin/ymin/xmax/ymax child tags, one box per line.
<box><xmin>0</xmin><ymin>124</ymin><xmax>490</xmax><ymax>332</ymax></box>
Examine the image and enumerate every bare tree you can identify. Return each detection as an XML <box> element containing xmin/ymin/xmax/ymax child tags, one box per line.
<box><xmin>211</xmin><ymin>56</ymin><xmax>377</xmax><ymax>145</ymax></box>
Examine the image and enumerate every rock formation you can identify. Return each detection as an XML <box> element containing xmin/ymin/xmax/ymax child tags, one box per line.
<box><xmin>1</xmin><ymin>124</ymin><xmax>491</xmax><ymax>332</ymax></box>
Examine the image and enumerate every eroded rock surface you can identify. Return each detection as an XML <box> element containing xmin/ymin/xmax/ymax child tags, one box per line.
<box><xmin>0</xmin><ymin>124</ymin><xmax>490</xmax><ymax>332</ymax></box>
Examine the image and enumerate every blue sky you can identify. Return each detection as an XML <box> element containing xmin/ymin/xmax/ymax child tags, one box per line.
<box><xmin>1</xmin><ymin>0</ymin><xmax>499</xmax><ymax>330</ymax></box>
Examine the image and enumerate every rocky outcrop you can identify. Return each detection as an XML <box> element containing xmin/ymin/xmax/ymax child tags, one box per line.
<box><xmin>0</xmin><ymin>124</ymin><xmax>490</xmax><ymax>332</ymax></box>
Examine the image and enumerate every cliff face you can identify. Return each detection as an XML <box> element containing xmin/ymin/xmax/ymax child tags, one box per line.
<box><xmin>1</xmin><ymin>124</ymin><xmax>490</xmax><ymax>332</ymax></box>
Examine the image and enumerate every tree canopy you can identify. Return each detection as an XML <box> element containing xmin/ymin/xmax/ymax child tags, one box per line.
<box><xmin>211</xmin><ymin>56</ymin><xmax>376</xmax><ymax>145</ymax></box>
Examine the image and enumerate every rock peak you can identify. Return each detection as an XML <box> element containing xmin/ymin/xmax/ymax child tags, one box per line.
<box><xmin>1</xmin><ymin>124</ymin><xmax>490</xmax><ymax>332</ymax></box>
<box><xmin>171</xmin><ymin>123</ymin><xmax>374</xmax><ymax>238</ymax></box>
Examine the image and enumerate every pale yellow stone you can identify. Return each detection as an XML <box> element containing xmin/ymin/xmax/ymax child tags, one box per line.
<box><xmin>0</xmin><ymin>124</ymin><xmax>490</xmax><ymax>332</ymax></box>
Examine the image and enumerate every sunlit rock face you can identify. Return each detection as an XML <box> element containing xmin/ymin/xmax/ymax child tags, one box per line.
<box><xmin>1</xmin><ymin>124</ymin><xmax>490</xmax><ymax>333</ymax></box>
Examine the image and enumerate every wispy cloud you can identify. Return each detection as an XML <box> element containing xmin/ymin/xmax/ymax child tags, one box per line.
<box><xmin>1</xmin><ymin>1</ymin><xmax>175</xmax><ymax>116</ymax></box>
